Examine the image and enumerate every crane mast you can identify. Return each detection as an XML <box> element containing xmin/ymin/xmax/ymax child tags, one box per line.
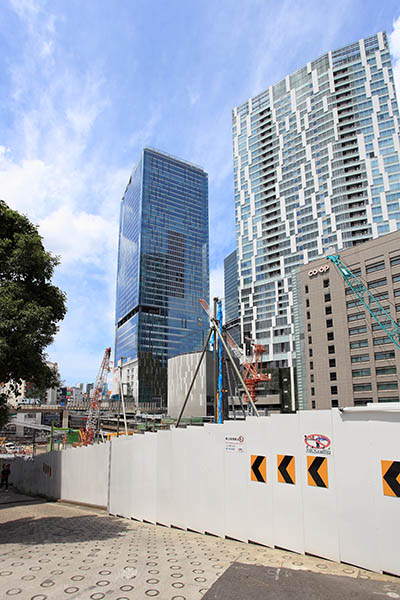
<box><xmin>81</xmin><ymin>347</ymin><xmax>111</xmax><ymax>445</ymax></box>
<box><xmin>327</xmin><ymin>254</ymin><xmax>400</xmax><ymax>350</ymax></box>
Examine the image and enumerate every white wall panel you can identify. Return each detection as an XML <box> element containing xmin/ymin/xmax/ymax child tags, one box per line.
<box><xmin>246</xmin><ymin>417</ymin><xmax>274</xmax><ymax>547</ymax></box>
<box><xmin>156</xmin><ymin>430</ymin><xmax>172</xmax><ymax>526</ymax></box>
<box><xmin>269</xmin><ymin>413</ymin><xmax>305</xmax><ymax>553</ymax></box>
<box><xmin>223</xmin><ymin>421</ymin><xmax>249</xmax><ymax>542</ymax></box>
<box><xmin>332</xmin><ymin>410</ymin><xmax>380</xmax><ymax>572</ymax></box>
<box><xmin>298</xmin><ymin>411</ymin><xmax>340</xmax><ymax>562</ymax></box>
<box><xmin>9</xmin><ymin>409</ymin><xmax>400</xmax><ymax>577</ymax></box>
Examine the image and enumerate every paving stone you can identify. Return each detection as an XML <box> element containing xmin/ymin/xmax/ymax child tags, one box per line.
<box><xmin>0</xmin><ymin>490</ymin><xmax>398</xmax><ymax>599</ymax></box>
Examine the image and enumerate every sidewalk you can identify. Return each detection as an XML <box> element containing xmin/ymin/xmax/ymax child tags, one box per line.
<box><xmin>0</xmin><ymin>489</ymin><xmax>399</xmax><ymax>599</ymax></box>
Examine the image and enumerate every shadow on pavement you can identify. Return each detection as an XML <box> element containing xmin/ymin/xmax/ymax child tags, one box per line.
<box><xmin>0</xmin><ymin>487</ymin><xmax>47</xmax><ymax>509</ymax></box>
<box><xmin>203</xmin><ymin>563</ymin><xmax>400</xmax><ymax>600</ymax></box>
<box><xmin>0</xmin><ymin>512</ymin><xmax>130</xmax><ymax>545</ymax></box>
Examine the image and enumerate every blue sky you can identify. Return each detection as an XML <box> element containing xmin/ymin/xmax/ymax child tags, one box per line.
<box><xmin>1</xmin><ymin>0</ymin><xmax>399</xmax><ymax>385</ymax></box>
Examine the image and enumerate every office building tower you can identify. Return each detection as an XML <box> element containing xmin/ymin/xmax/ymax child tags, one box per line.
<box><xmin>295</xmin><ymin>230</ymin><xmax>400</xmax><ymax>409</ymax></box>
<box><xmin>115</xmin><ymin>148</ymin><xmax>209</xmax><ymax>410</ymax></box>
<box><xmin>224</xmin><ymin>250</ymin><xmax>240</xmax><ymax>344</ymax></box>
<box><xmin>232</xmin><ymin>32</ymin><xmax>400</xmax><ymax>400</ymax></box>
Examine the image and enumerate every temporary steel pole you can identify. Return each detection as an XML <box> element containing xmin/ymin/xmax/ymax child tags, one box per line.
<box><xmin>212</xmin><ymin>322</ymin><xmax>260</xmax><ymax>417</ymax></box>
<box><xmin>213</xmin><ymin>297</ymin><xmax>218</xmax><ymax>422</ymax></box>
<box><xmin>176</xmin><ymin>328</ymin><xmax>213</xmax><ymax>428</ymax></box>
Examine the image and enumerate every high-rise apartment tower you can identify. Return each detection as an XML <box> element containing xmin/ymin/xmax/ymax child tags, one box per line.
<box><xmin>232</xmin><ymin>32</ymin><xmax>400</xmax><ymax>396</ymax></box>
<box><xmin>114</xmin><ymin>148</ymin><xmax>209</xmax><ymax>410</ymax></box>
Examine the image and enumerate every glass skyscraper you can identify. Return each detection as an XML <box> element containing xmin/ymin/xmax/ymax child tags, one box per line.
<box><xmin>115</xmin><ymin>148</ymin><xmax>209</xmax><ymax>410</ymax></box>
<box><xmin>232</xmin><ymin>32</ymin><xmax>400</xmax><ymax>380</ymax></box>
<box><xmin>224</xmin><ymin>250</ymin><xmax>240</xmax><ymax>345</ymax></box>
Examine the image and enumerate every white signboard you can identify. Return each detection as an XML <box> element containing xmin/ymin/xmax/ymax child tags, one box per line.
<box><xmin>304</xmin><ymin>433</ymin><xmax>332</xmax><ymax>456</ymax></box>
<box><xmin>225</xmin><ymin>435</ymin><xmax>245</xmax><ymax>453</ymax></box>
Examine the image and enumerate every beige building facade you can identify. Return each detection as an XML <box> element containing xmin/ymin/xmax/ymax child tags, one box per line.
<box><xmin>294</xmin><ymin>231</ymin><xmax>400</xmax><ymax>409</ymax></box>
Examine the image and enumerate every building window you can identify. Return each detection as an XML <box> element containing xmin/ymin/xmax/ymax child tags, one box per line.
<box><xmin>325</xmin><ymin>306</ymin><xmax>332</xmax><ymax>315</ymax></box>
<box><xmin>330</xmin><ymin>372</ymin><xmax>337</xmax><ymax>381</ymax></box>
<box><xmin>312</xmin><ymin>400</ymin><xmax>316</xmax><ymax>409</ymax></box>
<box><xmin>353</xmin><ymin>383</ymin><xmax>372</xmax><ymax>391</ymax></box>
<box><xmin>305</xmin><ymin>285</ymin><xmax>309</xmax><ymax>294</ymax></box>
<box><xmin>306</xmin><ymin>298</ymin><xmax>310</xmax><ymax>307</ymax></box>
<box><xmin>375</xmin><ymin>350</ymin><xmax>395</xmax><ymax>360</ymax></box>
<box><xmin>329</xmin><ymin>358</ymin><xmax>336</xmax><ymax>367</ymax></box>
<box><xmin>308</xmin><ymin>336</ymin><xmax>312</xmax><ymax>344</ymax></box>
<box><xmin>390</xmin><ymin>256</ymin><xmax>400</xmax><ymax>267</ymax></box>
<box><xmin>331</xmin><ymin>399</ymin><xmax>339</xmax><ymax>407</ymax></box>
<box><xmin>368</xmin><ymin>277</ymin><xmax>387</xmax><ymax>289</ymax></box>
<box><xmin>348</xmin><ymin>312</ymin><xmax>365</xmax><ymax>321</ymax></box>
<box><xmin>351</xmin><ymin>354</ymin><xmax>369</xmax><ymax>363</ymax></box>
<box><xmin>307</xmin><ymin>323</ymin><xmax>311</xmax><ymax>332</ymax></box>
<box><xmin>310</xmin><ymin>374</ymin><xmax>314</xmax><ymax>382</ymax></box>
<box><xmin>326</xmin><ymin>319</ymin><xmax>333</xmax><ymax>328</ymax></box>
<box><xmin>311</xmin><ymin>387</ymin><xmax>315</xmax><ymax>396</ymax></box>
<box><xmin>307</xmin><ymin>311</ymin><xmax>311</xmax><ymax>319</ymax></box>
<box><xmin>354</xmin><ymin>399</ymin><xmax>371</xmax><ymax>406</ymax></box>
<box><xmin>309</xmin><ymin>348</ymin><xmax>313</xmax><ymax>357</ymax></box>
<box><xmin>352</xmin><ymin>368</ymin><xmax>371</xmax><ymax>377</ymax></box>
<box><xmin>377</xmin><ymin>381</ymin><xmax>398</xmax><ymax>390</ymax></box>
<box><xmin>376</xmin><ymin>366</ymin><xmax>397</xmax><ymax>375</ymax></box>
<box><xmin>349</xmin><ymin>326</ymin><xmax>368</xmax><ymax>335</ymax></box>
<box><xmin>323</xmin><ymin>279</ymin><xmax>329</xmax><ymax>288</ymax></box>
<box><xmin>324</xmin><ymin>293</ymin><xmax>331</xmax><ymax>302</ymax></box>
<box><xmin>366</xmin><ymin>261</ymin><xmax>385</xmax><ymax>274</ymax></box>
<box><xmin>378</xmin><ymin>396</ymin><xmax>399</xmax><ymax>402</ymax></box>
<box><xmin>331</xmin><ymin>385</ymin><xmax>338</xmax><ymax>395</ymax></box>
<box><xmin>373</xmin><ymin>336</ymin><xmax>392</xmax><ymax>345</ymax></box>
<box><xmin>350</xmin><ymin>339</ymin><xmax>368</xmax><ymax>349</ymax></box>
<box><xmin>347</xmin><ymin>299</ymin><xmax>362</xmax><ymax>308</ymax></box>
<box><xmin>393</xmin><ymin>274</ymin><xmax>400</xmax><ymax>283</ymax></box>
<box><xmin>310</xmin><ymin>361</ymin><xmax>314</xmax><ymax>370</ymax></box>
<box><xmin>327</xmin><ymin>331</ymin><xmax>334</xmax><ymax>341</ymax></box>
<box><xmin>328</xmin><ymin>345</ymin><xmax>335</xmax><ymax>354</ymax></box>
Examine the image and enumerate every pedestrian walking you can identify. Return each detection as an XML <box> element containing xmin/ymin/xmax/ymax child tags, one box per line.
<box><xmin>1</xmin><ymin>463</ymin><xmax>11</xmax><ymax>492</ymax></box>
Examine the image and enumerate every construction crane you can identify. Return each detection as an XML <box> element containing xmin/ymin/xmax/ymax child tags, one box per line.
<box><xmin>80</xmin><ymin>347</ymin><xmax>111</xmax><ymax>445</ymax></box>
<box><xmin>327</xmin><ymin>255</ymin><xmax>400</xmax><ymax>350</ymax></box>
<box><xmin>242</xmin><ymin>339</ymin><xmax>272</xmax><ymax>406</ymax></box>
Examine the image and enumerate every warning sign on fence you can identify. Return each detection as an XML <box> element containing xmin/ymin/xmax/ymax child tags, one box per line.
<box><xmin>304</xmin><ymin>434</ymin><xmax>332</xmax><ymax>456</ymax></box>
<box><xmin>250</xmin><ymin>455</ymin><xmax>266</xmax><ymax>483</ymax></box>
<box><xmin>225</xmin><ymin>435</ymin><xmax>245</xmax><ymax>453</ymax></box>
<box><xmin>381</xmin><ymin>460</ymin><xmax>400</xmax><ymax>497</ymax></box>
<box><xmin>307</xmin><ymin>456</ymin><xmax>328</xmax><ymax>488</ymax></box>
<box><xmin>277</xmin><ymin>454</ymin><xmax>295</xmax><ymax>485</ymax></box>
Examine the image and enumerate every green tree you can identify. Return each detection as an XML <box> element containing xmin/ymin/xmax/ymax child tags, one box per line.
<box><xmin>0</xmin><ymin>200</ymin><xmax>67</xmax><ymax>427</ymax></box>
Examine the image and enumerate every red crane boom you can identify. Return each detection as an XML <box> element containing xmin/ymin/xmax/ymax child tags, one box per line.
<box><xmin>81</xmin><ymin>347</ymin><xmax>111</xmax><ymax>445</ymax></box>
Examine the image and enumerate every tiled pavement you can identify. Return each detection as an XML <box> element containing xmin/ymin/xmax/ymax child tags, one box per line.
<box><xmin>0</xmin><ymin>488</ymin><xmax>399</xmax><ymax>599</ymax></box>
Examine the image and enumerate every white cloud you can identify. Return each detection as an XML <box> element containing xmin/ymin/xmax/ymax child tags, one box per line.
<box><xmin>389</xmin><ymin>16</ymin><xmax>400</xmax><ymax>102</ymax></box>
<box><xmin>210</xmin><ymin>265</ymin><xmax>225</xmax><ymax>304</ymax></box>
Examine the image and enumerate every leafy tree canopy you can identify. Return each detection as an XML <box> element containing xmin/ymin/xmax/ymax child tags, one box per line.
<box><xmin>0</xmin><ymin>200</ymin><xmax>67</xmax><ymax>426</ymax></box>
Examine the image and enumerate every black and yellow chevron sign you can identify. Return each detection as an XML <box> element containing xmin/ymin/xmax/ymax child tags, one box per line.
<box><xmin>250</xmin><ymin>455</ymin><xmax>266</xmax><ymax>483</ymax></box>
<box><xmin>277</xmin><ymin>454</ymin><xmax>295</xmax><ymax>485</ymax></box>
<box><xmin>381</xmin><ymin>460</ymin><xmax>400</xmax><ymax>497</ymax></box>
<box><xmin>307</xmin><ymin>456</ymin><xmax>328</xmax><ymax>488</ymax></box>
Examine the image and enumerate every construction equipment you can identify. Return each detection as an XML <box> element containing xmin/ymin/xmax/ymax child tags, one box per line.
<box><xmin>242</xmin><ymin>340</ymin><xmax>272</xmax><ymax>406</ymax></box>
<box><xmin>327</xmin><ymin>255</ymin><xmax>400</xmax><ymax>350</ymax></box>
<box><xmin>176</xmin><ymin>299</ymin><xmax>259</xmax><ymax>426</ymax></box>
<box><xmin>80</xmin><ymin>347</ymin><xmax>111</xmax><ymax>445</ymax></box>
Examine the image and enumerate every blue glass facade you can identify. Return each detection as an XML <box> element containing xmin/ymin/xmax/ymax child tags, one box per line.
<box><xmin>115</xmin><ymin>148</ymin><xmax>209</xmax><ymax>409</ymax></box>
<box><xmin>224</xmin><ymin>250</ymin><xmax>240</xmax><ymax>345</ymax></box>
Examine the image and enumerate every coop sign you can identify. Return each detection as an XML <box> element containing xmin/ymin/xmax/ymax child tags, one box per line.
<box><xmin>308</xmin><ymin>264</ymin><xmax>330</xmax><ymax>277</ymax></box>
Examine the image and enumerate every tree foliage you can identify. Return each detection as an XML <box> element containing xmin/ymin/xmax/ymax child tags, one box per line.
<box><xmin>0</xmin><ymin>200</ymin><xmax>67</xmax><ymax>426</ymax></box>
